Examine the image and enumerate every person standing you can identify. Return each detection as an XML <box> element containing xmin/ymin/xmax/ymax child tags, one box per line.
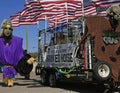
<box><xmin>0</xmin><ymin>19</ymin><xmax>35</xmax><ymax>87</ymax></box>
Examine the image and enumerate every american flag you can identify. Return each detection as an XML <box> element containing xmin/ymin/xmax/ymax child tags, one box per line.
<box><xmin>48</xmin><ymin>14</ymin><xmax>78</xmax><ymax>27</ymax></box>
<box><xmin>39</xmin><ymin>0</ymin><xmax>81</xmax><ymax>3</ymax></box>
<box><xmin>10</xmin><ymin>0</ymin><xmax>42</xmax><ymax>27</ymax></box>
<box><xmin>96</xmin><ymin>7</ymin><xmax>107</xmax><ymax>16</ymax></box>
<box><xmin>92</xmin><ymin>0</ymin><xmax>120</xmax><ymax>8</ymax></box>
<box><xmin>91</xmin><ymin>0</ymin><xmax>120</xmax><ymax>16</ymax></box>
<box><xmin>40</xmin><ymin>1</ymin><xmax>82</xmax><ymax>26</ymax></box>
<box><xmin>19</xmin><ymin>11</ymin><xmax>38</xmax><ymax>25</ymax></box>
<box><xmin>10</xmin><ymin>8</ymin><xmax>38</xmax><ymax>27</ymax></box>
<box><xmin>24</xmin><ymin>0</ymin><xmax>82</xmax><ymax>26</ymax></box>
<box><xmin>10</xmin><ymin>12</ymin><xmax>21</xmax><ymax>27</ymax></box>
<box><xmin>75</xmin><ymin>5</ymin><xmax>97</xmax><ymax>16</ymax></box>
<box><xmin>10</xmin><ymin>0</ymin><xmax>101</xmax><ymax>27</ymax></box>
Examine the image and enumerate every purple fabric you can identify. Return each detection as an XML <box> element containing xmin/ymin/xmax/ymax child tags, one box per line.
<box><xmin>0</xmin><ymin>36</ymin><xmax>24</xmax><ymax>78</ymax></box>
<box><xmin>3</xmin><ymin>66</ymin><xmax>17</xmax><ymax>78</ymax></box>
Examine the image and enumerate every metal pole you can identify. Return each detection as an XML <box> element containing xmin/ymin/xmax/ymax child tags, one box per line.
<box><xmin>65</xmin><ymin>2</ymin><xmax>69</xmax><ymax>43</ymax></box>
<box><xmin>37</xmin><ymin>21</ymin><xmax>43</xmax><ymax>62</ymax></box>
<box><xmin>26</xmin><ymin>25</ymin><xmax>28</xmax><ymax>52</ymax></box>
<box><xmin>44</xmin><ymin>15</ymin><xmax>47</xmax><ymax>45</ymax></box>
<box><xmin>81</xmin><ymin>0</ymin><xmax>85</xmax><ymax>34</ymax></box>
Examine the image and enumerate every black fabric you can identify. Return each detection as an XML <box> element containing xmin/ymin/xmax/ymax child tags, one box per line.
<box><xmin>15</xmin><ymin>54</ymin><xmax>33</xmax><ymax>76</ymax></box>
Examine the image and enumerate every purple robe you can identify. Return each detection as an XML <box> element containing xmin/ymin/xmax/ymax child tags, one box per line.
<box><xmin>0</xmin><ymin>36</ymin><xmax>24</xmax><ymax>78</ymax></box>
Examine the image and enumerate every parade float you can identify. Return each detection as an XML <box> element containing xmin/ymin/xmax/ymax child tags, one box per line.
<box><xmin>35</xmin><ymin>3</ymin><xmax>120</xmax><ymax>93</ymax></box>
<box><xmin>8</xmin><ymin>0</ymin><xmax>120</xmax><ymax>92</ymax></box>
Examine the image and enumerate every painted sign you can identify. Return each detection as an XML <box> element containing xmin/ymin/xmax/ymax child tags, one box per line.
<box><xmin>102</xmin><ymin>30</ymin><xmax>120</xmax><ymax>44</ymax></box>
<box><xmin>45</xmin><ymin>43</ymin><xmax>76</xmax><ymax>68</ymax></box>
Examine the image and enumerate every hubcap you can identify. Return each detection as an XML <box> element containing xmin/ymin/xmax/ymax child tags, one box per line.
<box><xmin>98</xmin><ymin>64</ymin><xmax>110</xmax><ymax>78</ymax></box>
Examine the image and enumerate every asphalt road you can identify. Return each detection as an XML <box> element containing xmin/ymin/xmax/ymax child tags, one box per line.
<box><xmin>0</xmin><ymin>70</ymin><xmax>102</xmax><ymax>93</ymax></box>
<box><xmin>0</xmin><ymin>62</ymin><xmax>115</xmax><ymax>93</ymax></box>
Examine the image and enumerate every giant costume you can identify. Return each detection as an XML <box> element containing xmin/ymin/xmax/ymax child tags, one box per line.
<box><xmin>0</xmin><ymin>36</ymin><xmax>24</xmax><ymax>77</ymax></box>
<box><xmin>80</xmin><ymin>4</ymin><xmax>120</xmax><ymax>87</ymax></box>
<box><xmin>0</xmin><ymin>19</ymin><xmax>35</xmax><ymax>87</ymax></box>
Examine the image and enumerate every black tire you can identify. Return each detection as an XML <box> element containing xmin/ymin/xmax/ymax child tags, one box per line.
<box><xmin>93</xmin><ymin>62</ymin><xmax>111</xmax><ymax>81</ymax></box>
<box><xmin>49</xmin><ymin>74</ymin><xmax>56</xmax><ymax>87</ymax></box>
<box><xmin>41</xmin><ymin>70</ymin><xmax>49</xmax><ymax>85</ymax></box>
<box><xmin>103</xmin><ymin>89</ymin><xmax>111</xmax><ymax>93</ymax></box>
<box><xmin>35</xmin><ymin>64</ymin><xmax>41</xmax><ymax>75</ymax></box>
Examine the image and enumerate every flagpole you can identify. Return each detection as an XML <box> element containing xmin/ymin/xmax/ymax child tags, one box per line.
<box><xmin>55</xmin><ymin>15</ymin><xmax>57</xmax><ymax>44</ymax></box>
<box><xmin>26</xmin><ymin>25</ymin><xmax>28</xmax><ymax>53</ymax></box>
<box><xmin>37</xmin><ymin>21</ymin><xmax>43</xmax><ymax>62</ymax></box>
<box><xmin>65</xmin><ymin>2</ymin><xmax>69</xmax><ymax>43</ymax></box>
<box><xmin>81</xmin><ymin>0</ymin><xmax>85</xmax><ymax>34</ymax></box>
<box><xmin>44</xmin><ymin>15</ymin><xmax>47</xmax><ymax>45</ymax></box>
<box><xmin>24</xmin><ymin>0</ymin><xmax>28</xmax><ymax>53</ymax></box>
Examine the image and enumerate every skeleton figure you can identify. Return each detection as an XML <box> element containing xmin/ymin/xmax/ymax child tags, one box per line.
<box><xmin>106</xmin><ymin>4</ymin><xmax>120</xmax><ymax>31</ymax></box>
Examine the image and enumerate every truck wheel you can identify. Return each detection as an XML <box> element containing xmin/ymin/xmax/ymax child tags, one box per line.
<box><xmin>93</xmin><ymin>62</ymin><xmax>111</xmax><ymax>81</ymax></box>
<box><xmin>41</xmin><ymin>70</ymin><xmax>48</xmax><ymax>85</ymax></box>
<box><xmin>103</xmin><ymin>89</ymin><xmax>111</xmax><ymax>93</ymax></box>
<box><xmin>35</xmin><ymin>64</ymin><xmax>41</xmax><ymax>75</ymax></box>
<box><xmin>49</xmin><ymin>74</ymin><xmax>56</xmax><ymax>87</ymax></box>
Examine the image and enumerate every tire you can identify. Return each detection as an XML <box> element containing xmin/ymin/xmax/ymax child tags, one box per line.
<box><xmin>49</xmin><ymin>74</ymin><xmax>56</xmax><ymax>87</ymax></box>
<box><xmin>93</xmin><ymin>62</ymin><xmax>111</xmax><ymax>81</ymax></box>
<box><xmin>35</xmin><ymin>64</ymin><xmax>41</xmax><ymax>75</ymax></box>
<box><xmin>103</xmin><ymin>89</ymin><xmax>111</xmax><ymax>93</ymax></box>
<box><xmin>41</xmin><ymin>70</ymin><xmax>49</xmax><ymax>85</ymax></box>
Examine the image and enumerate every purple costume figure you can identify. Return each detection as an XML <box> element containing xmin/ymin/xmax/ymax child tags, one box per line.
<box><xmin>0</xmin><ymin>19</ymin><xmax>24</xmax><ymax>87</ymax></box>
<box><xmin>0</xmin><ymin>36</ymin><xmax>24</xmax><ymax>77</ymax></box>
<box><xmin>0</xmin><ymin>19</ymin><xmax>35</xmax><ymax>87</ymax></box>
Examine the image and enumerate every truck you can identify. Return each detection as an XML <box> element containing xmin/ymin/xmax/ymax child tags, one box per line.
<box><xmin>35</xmin><ymin>5</ymin><xmax>120</xmax><ymax>93</ymax></box>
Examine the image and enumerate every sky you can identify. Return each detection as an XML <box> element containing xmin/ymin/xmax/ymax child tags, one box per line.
<box><xmin>0</xmin><ymin>0</ymin><xmax>47</xmax><ymax>53</ymax></box>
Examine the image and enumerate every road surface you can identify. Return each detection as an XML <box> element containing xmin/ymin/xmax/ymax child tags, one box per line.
<box><xmin>0</xmin><ymin>63</ymin><xmax>112</xmax><ymax>93</ymax></box>
<box><xmin>0</xmin><ymin>71</ymin><xmax>102</xmax><ymax>93</ymax></box>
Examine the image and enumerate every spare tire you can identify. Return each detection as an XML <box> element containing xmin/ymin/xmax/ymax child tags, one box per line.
<box><xmin>93</xmin><ymin>62</ymin><xmax>111</xmax><ymax>81</ymax></box>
